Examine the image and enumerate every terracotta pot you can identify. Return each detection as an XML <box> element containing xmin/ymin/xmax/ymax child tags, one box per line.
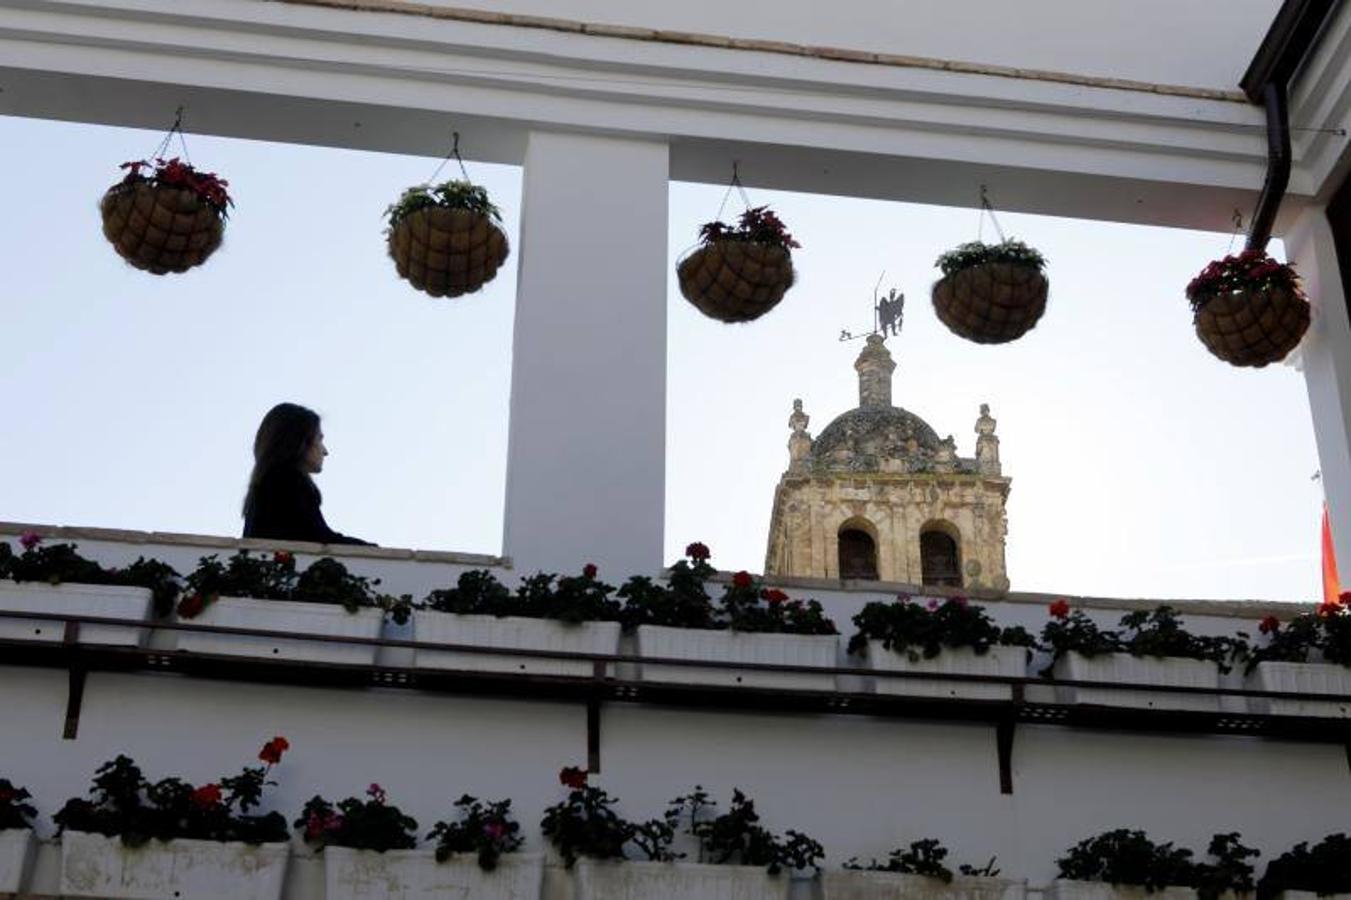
<box><xmin>1193</xmin><ymin>285</ymin><xmax>1309</xmax><ymax>367</ymax></box>
<box><xmin>677</xmin><ymin>240</ymin><xmax>795</xmax><ymax>323</ymax></box>
<box><xmin>99</xmin><ymin>182</ymin><xmax>224</xmax><ymax>275</ymax></box>
<box><xmin>387</xmin><ymin>207</ymin><xmax>509</xmax><ymax>298</ymax></box>
<box><xmin>931</xmin><ymin>261</ymin><xmax>1048</xmax><ymax>344</ymax></box>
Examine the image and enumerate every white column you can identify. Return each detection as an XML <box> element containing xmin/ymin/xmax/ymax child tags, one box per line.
<box><xmin>502</xmin><ymin>131</ymin><xmax>669</xmax><ymax>577</ymax></box>
<box><xmin>1288</xmin><ymin>207</ymin><xmax>1351</xmax><ymax>572</ymax></box>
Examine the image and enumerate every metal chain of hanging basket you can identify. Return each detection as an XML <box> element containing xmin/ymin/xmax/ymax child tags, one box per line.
<box><xmin>386</xmin><ymin>132</ymin><xmax>510</xmax><ymax>299</ymax></box>
<box><xmin>931</xmin><ymin>187</ymin><xmax>1048</xmax><ymax>344</ymax></box>
<box><xmin>677</xmin><ymin>164</ymin><xmax>798</xmax><ymax>323</ymax></box>
<box><xmin>99</xmin><ymin>109</ymin><xmax>229</xmax><ymax>275</ymax></box>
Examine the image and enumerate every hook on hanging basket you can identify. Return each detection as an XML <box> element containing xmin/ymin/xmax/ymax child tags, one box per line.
<box><xmin>385</xmin><ymin>134</ymin><xmax>509</xmax><ymax>299</ymax></box>
<box><xmin>1187</xmin><ymin>249</ymin><xmax>1309</xmax><ymax>367</ymax></box>
<box><xmin>678</xmin><ymin>205</ymin><xmax>800</xmax><ymax>323</ymax></box>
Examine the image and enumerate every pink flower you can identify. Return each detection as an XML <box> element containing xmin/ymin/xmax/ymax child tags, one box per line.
<box><xmin>18</xmin><ymin>531</ymin><xmax>41</xmax><ymax>551</ymax></box>
<box><xmin>367</xmin><ymin>783</ymin><xmax>386</xmax><ymax>804</ymax></box>
<box><xmin>484</xmin><ymin>820</ymin><xmax>507</xmax><ymax>840</ymax></box>
<box><xmin>897</xmin><ymin>593</ymin><xmax>911</xmax><ymax>604</ymax></box>
<box><xmin>926</xmin><ymin>599</ymin><xmax>939</xmax><ymax>611</ymax></box>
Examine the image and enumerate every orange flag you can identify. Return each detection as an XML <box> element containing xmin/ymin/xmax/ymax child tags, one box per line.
<box><xmin>1323</xmin><ymin>503</ymin><xmax>1343</xmax><ymax>605</ymax></box>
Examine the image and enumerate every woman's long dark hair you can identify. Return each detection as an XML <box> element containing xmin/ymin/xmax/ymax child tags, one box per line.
<box><xmin>242</xmin><ymin>402</ymin><xmax>321</xmax><ymax>519</ymax></box>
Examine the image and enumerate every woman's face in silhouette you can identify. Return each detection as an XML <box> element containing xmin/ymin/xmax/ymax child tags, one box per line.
<box><xmin>304</xmin><ymin>429</ymin><xmax>328</xmax><ymax>474</ymax></box>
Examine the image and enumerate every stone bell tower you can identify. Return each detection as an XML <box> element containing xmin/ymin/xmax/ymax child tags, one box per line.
<box><xmin>764</xmin><ymin>335</ymin><xmax>1011</xmax><ymax>591</ymax></box>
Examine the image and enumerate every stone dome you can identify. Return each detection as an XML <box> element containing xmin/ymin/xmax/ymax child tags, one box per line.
<box><xmin>810</xmin><ymin>405</ymin><xmax>945</xmax><ymax>472</ymax></box>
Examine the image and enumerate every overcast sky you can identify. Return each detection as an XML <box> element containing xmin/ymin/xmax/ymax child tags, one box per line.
<box><xmin>0</xmin><ymin>114</ymin><xmax>1323</xmax><ymax>603</ymax></box>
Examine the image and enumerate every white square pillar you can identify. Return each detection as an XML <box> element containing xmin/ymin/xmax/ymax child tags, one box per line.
<box><xmin>1288</xmin><ymin>207</ymin><xmax>1351</xmax><ymax>571</ymax></box>
<box><xmin>502</xmin><ymin>131</ymin><xmax>669</xmax><ymax>577</ymax></box>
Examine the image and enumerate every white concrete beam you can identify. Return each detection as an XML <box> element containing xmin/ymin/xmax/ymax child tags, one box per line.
<box><xmin>1289</xmin><ymin>208</ymin><xmax>1351</xmax><ymax>573</ymax></box>
<box><xmin>502</xmin><ymin>130</ymin><xmax>668</xmax><ymax>576</ymax></box>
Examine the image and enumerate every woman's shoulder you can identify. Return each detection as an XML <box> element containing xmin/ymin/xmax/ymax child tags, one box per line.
<box><xmin>256</xmin><ymin>467</ymin><xmax>317</xmax><ymax>498</ymax></box>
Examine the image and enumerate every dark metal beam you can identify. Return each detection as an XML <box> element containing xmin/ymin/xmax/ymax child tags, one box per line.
<box><xmin>1240</xmin><ymin>0</ymin><xmax>1339</xmax><ymax>103</ymax></box>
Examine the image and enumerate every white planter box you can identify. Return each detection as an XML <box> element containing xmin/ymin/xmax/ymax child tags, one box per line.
<box><xmin>823</xmin><ymin>870</ymin><xmax>1025</xmax><ymax>900</ymax></box>
<box><xmin>575</xmin><ymin>859</ymin><xmax>790</xmax><ymax>900</ymax></box>
<box><xmin>1248</xmin><ymin>661</ymin><xmax>1351</xmax><ymax>718</ymax></box>
<box><xmin>0</xmin><ymin>829</ymin><xmax>35</xmax><ymax>895</ymax></box>
<box><xmin>0</xmin><ymin>582</ymin><xmax>153</xmax><ymax>647</ymax></box>
<box><xmin>1053</xmin><ymin>652</ymin><xmax>1220</xmax><ymax>711</ymax></box>
<box><xmin>175</xmin><ymin>596</ymin><xmax>384</xmax><ymax>665</ymax></box>
<box><xmin>324</xmin><ymin>846</ymin><xmax>543</xmax><ymax>900</ymax></box>
<box><xmin>60</xmin><ymin>830</ymin><xmax>288</xmax><ymax>900</ymax></box>
<box><xmin>1274</xmin><ymin>892</ymin><xmax>1351</xmax><ymax>900</ymax></box>
<box><xmin>867</xmin><ymin>643</ymin><xmax>1026</xmax><ymax>701</ymax></box>
<box><xmin>637</xmin><ymin>626</ymin><xmax>838</xmax><ymax>691</ymax></box>
<box><xmin>1045</xmin><ymin>880</ymin><xmax>1197</xmax><ymax>900</ymax></box>
<box><xmin>412</xmin><ymin>612</ymin><xmax>620</xmax><ymax>677</ymax></box>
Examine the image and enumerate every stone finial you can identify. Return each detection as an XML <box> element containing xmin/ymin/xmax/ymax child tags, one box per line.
<box><xmin>854</xmin><ymin>334</ymin><xmax>896</xmax><ymax>409</ymax></box>
<box><xmin>935</xmin><ymin>435</ymin><xmax>957</xmax><ymax>472</ymax></box>
<box><xmin>976</xmin><ymin>403</ymin><xmax>1001</xmax><ymax>475</ymax></box>
<box><xmin>788</xmin><ymin>398</ymin><xmax>813</xmax><ymax>472</ymax></box>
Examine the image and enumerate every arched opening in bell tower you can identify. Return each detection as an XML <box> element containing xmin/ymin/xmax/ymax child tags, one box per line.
<box><xmin>920</xmin><ymin>522</ymin><xmax>962</xmax><ymax>588</ymax></box>
<box><xmin>837</xmin><ymin>519</ymin><xmax>879</xmax><ymax>580</ymax></box>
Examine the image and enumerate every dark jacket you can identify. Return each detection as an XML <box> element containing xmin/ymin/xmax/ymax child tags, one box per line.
<box><xmin>242</xmin><ymin>469</ymin><xmax>372</xmax><ymax>546</ymax></box>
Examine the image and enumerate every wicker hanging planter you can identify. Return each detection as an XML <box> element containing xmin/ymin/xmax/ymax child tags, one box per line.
<box><xmin>677</xmin><ymin>206</ymin><xmax>799</xmax><ymax>323</ymax></box>
<box><xmin>931</xmin><ymin>240</ymin><xmax>1048</xmax><ymax>344</ymax></box>
<box><xmin>1188</xmin><ymin>250</ymin><xmax>1309</xmax><ymax>367</ymax></box>
<box><xmin>386</xmin><ymin>181</ymin><xmax>509</xmax><ymax>299</ymax></box>
<box><xmin>99</xmin><ymin>158</ymin><xmax>230</xmax><ymax>275</ymax></box>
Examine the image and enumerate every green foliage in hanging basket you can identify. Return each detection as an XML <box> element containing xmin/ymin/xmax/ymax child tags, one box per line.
<box><xmin>118</xmin><ymin>157</ymin><xmax>233</xmax><ymax>217</ymax></box>
<box><xmin>698</xmin><ymin>206</ymin><xmax>801</xmax><ymax>251</ymax></box>
<box><xmin>935</xmin><ymin>239</ymin><xmax>1045</xmax><ymax>277</ymax></box>
<box><xmin>384</xmin><ymin>180</ymin><xmax>501</xmax><ymax>231</ymax></box>
<box><xmin>1186</xmin><ymin>249</ymin><xmax>1304</xmax><ymax>314</ymax></box>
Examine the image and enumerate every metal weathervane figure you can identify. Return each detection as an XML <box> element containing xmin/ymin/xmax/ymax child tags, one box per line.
<box><xmin>839</xmin><ymin>273</ymin><xmax>904</xmax><ymax>342</ymax></box>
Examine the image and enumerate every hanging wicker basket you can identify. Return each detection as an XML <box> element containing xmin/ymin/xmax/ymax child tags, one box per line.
<box><xmin>99</xmin><ymin>181</ymin><xmax>224</xmax><ymax>275</ymax></box>
<box><xmin>387</xmin><ymin>207</ymin><xmax>509</xmax><ymax>298</ymax></box>
<box><xmin>931</xmin><ymin>261</ymin><xmax>1048</xmax><ymax>344</ymax></box>
<box><xmin>1193</xmin><ymin>285</ymin><xmax>1309</xmax><ymax>367</ymax></box>
<box><xmin>677</xmin><ymin>240</ymin><xmax>796</xmax><ymax>323</ymax></box>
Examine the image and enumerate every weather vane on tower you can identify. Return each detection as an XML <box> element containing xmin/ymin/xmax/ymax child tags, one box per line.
<box><xmin>839</xmin><ymin>272</ymin><xmax>903</xmax><ymax>342</ymax></box>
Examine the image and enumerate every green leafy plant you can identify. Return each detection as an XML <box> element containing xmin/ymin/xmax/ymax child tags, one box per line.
<box><xmin>698</xmin><ymin>207</ymin><xmax>800</xmax><ymax>251</ymax></box>
<box><xmin>1187</xmin><ymin>249</ymin><xmax>1304</xmax><ymax>314</ymax></box>
<box><xmin>427</xmin><ymin>795</ymin><xmax>522</xmax><ymax>871</ymax></box>
<box><xmin>118</xmin><ymin>157</ymin><xmax>232</xmax><ymax>215</ymax></box>
<box><xmin>424</xmin><ymin>570</ymin><xmax>513</xmax><ymax>616</ymax></box>
<box><xmin>53</xmin><ymin>738</ymin><xmax>291</xmax><ymax>846</ymax></box>
<box><xmin>0</xmin><ymin>779</ymin><xmax>37</xmax><ymax>831</ymax></box>
<box><xmin>1248</xmin><ymin>601</ymin><xmax>1351</xmax><ymax>672</ymax></box>
<box><xmin>0</xmin><ymin>534</ymin><xmax>182</xmax><ymax>618</ymax></box>
<box><xmin>385</xmin><ymin>180</ymin><xmax>500</xmax><ymax>230</ymax></box>
<box><xmin>668</xmin><ymin>786</ymin><xmax>823</xmax><ymax>875</ymax></box>
<box><xmin>1038</xmin><ymin>601</ymin><xmax>1121</xmax><ymax>673</ymax></box>
<box><xmin>848</xmin><ymin>595</ymin><xmax>1034</xmax><ymax>660</ymax></box>
<box><xmin>844</xmin><ymin>838</ymin><xmax>956</xmax><ymax>882</ymax></box>
<box><xmin>297</xmin><ymin>783</ymin><xmax>418</xmax><ymax>853</ymax></box>
<box><xmin>1056</xmin><ymin>829</ymin><xmax>1196</xmax><ymax>893</ymax></box>
<box><xmin>621</xmin><ymin>544</ymin><xmax>835</xmax><ymax>636</ymax></box>
<box><xmin>1118</xmin><ymin>606</ymin><xmax>1244</xmax><ymax>673</ymax></box>
<box><xmin>1257</xmin><ymin>833</ymin><xmax>1351</xmax><ymax>900</ymax></box>
<box><xmin>936</xmin><ymin>239</ymin><xmax>1045</xmax><ymax>278</ymax></box>
<box><xmin>424</xmin><ymin>566</ymin><xmax>623</xmax><ymax>625</ymax></box>
<box><xmin>540</xmin><ymin>767</ymin><xmax>674</xmax><ymax>868</ymax></box>
<box><xmin>1191</xmin><ymin>833</ymin><xmax>1260</xmax><ymax>900</ymax></box>
<box><xmin>179</xmin><ymin>551</ymin><xmax>410</xmax><ymax>623</ymax></box>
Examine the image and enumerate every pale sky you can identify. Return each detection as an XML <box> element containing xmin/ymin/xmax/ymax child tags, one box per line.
<box><xmin>0</xmin><ymin>114</ymin><xmax>1323</xmax><ymax>603</ymax></box>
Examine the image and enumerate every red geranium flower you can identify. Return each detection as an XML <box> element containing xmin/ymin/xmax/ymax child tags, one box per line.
<box><xmin>559</xmin><ymin>766</ymin><xmax>588</xmax><ymax>789</ymax></box>
<box><xmin>273</xmin><ymin>551</ymin><xmax>293</xmax><ymax>565</ymax></box>
<box><xmin>1340</xmin><ymin>591</ymin><xmax>1350</xmax><ymax>605</ymax></box>
<box><xmin>1318</xmin><ymin>600</ymin><xmax>1342</xmax><ymax>617</ymax></box>
<box><xmin>0</xmin><ymin>788</ymin><xmax>14</xmax><ymax>805</ymax></box>
<box><xmin>761</xmin><ymin>588</ymin><xmax>789</xmax><ymax>603</ymax></box>
<box><xmin>732</xmin><ymin>571</ymin><xmax>753</xmax><ymax>589</ymax></box>
<box><xmin>685</xmin><ymin>542</ymin><xmax>711</xmax><ymax>561</ymax></box>
<box><xmin>582</xmin><ymin>563</ymin><xmax>597</xmax><ymax>579</ymax></box>
<box><xmin>177</xmin><ymin>593</ymin><xmax>206</xmax><ymax>619</ymax></box>
<box><xmin>190</xmin><ymin>783</ymin><xmax>222</xmax><ymax>809</ymax></box>
<box><xmin>259</xmin><ymin>736</ymin><xmax>290</xmax><ymax>765</ymax></box>
<box><xmin>1258</xmin><ymin>615</ymin><xmax>1280</xmax><ymax>635</ymax></box>
<box><xmin>1048</xmin><ymin>599</ymin><xmax>1071</xmax><ymax>620</ymax></box>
